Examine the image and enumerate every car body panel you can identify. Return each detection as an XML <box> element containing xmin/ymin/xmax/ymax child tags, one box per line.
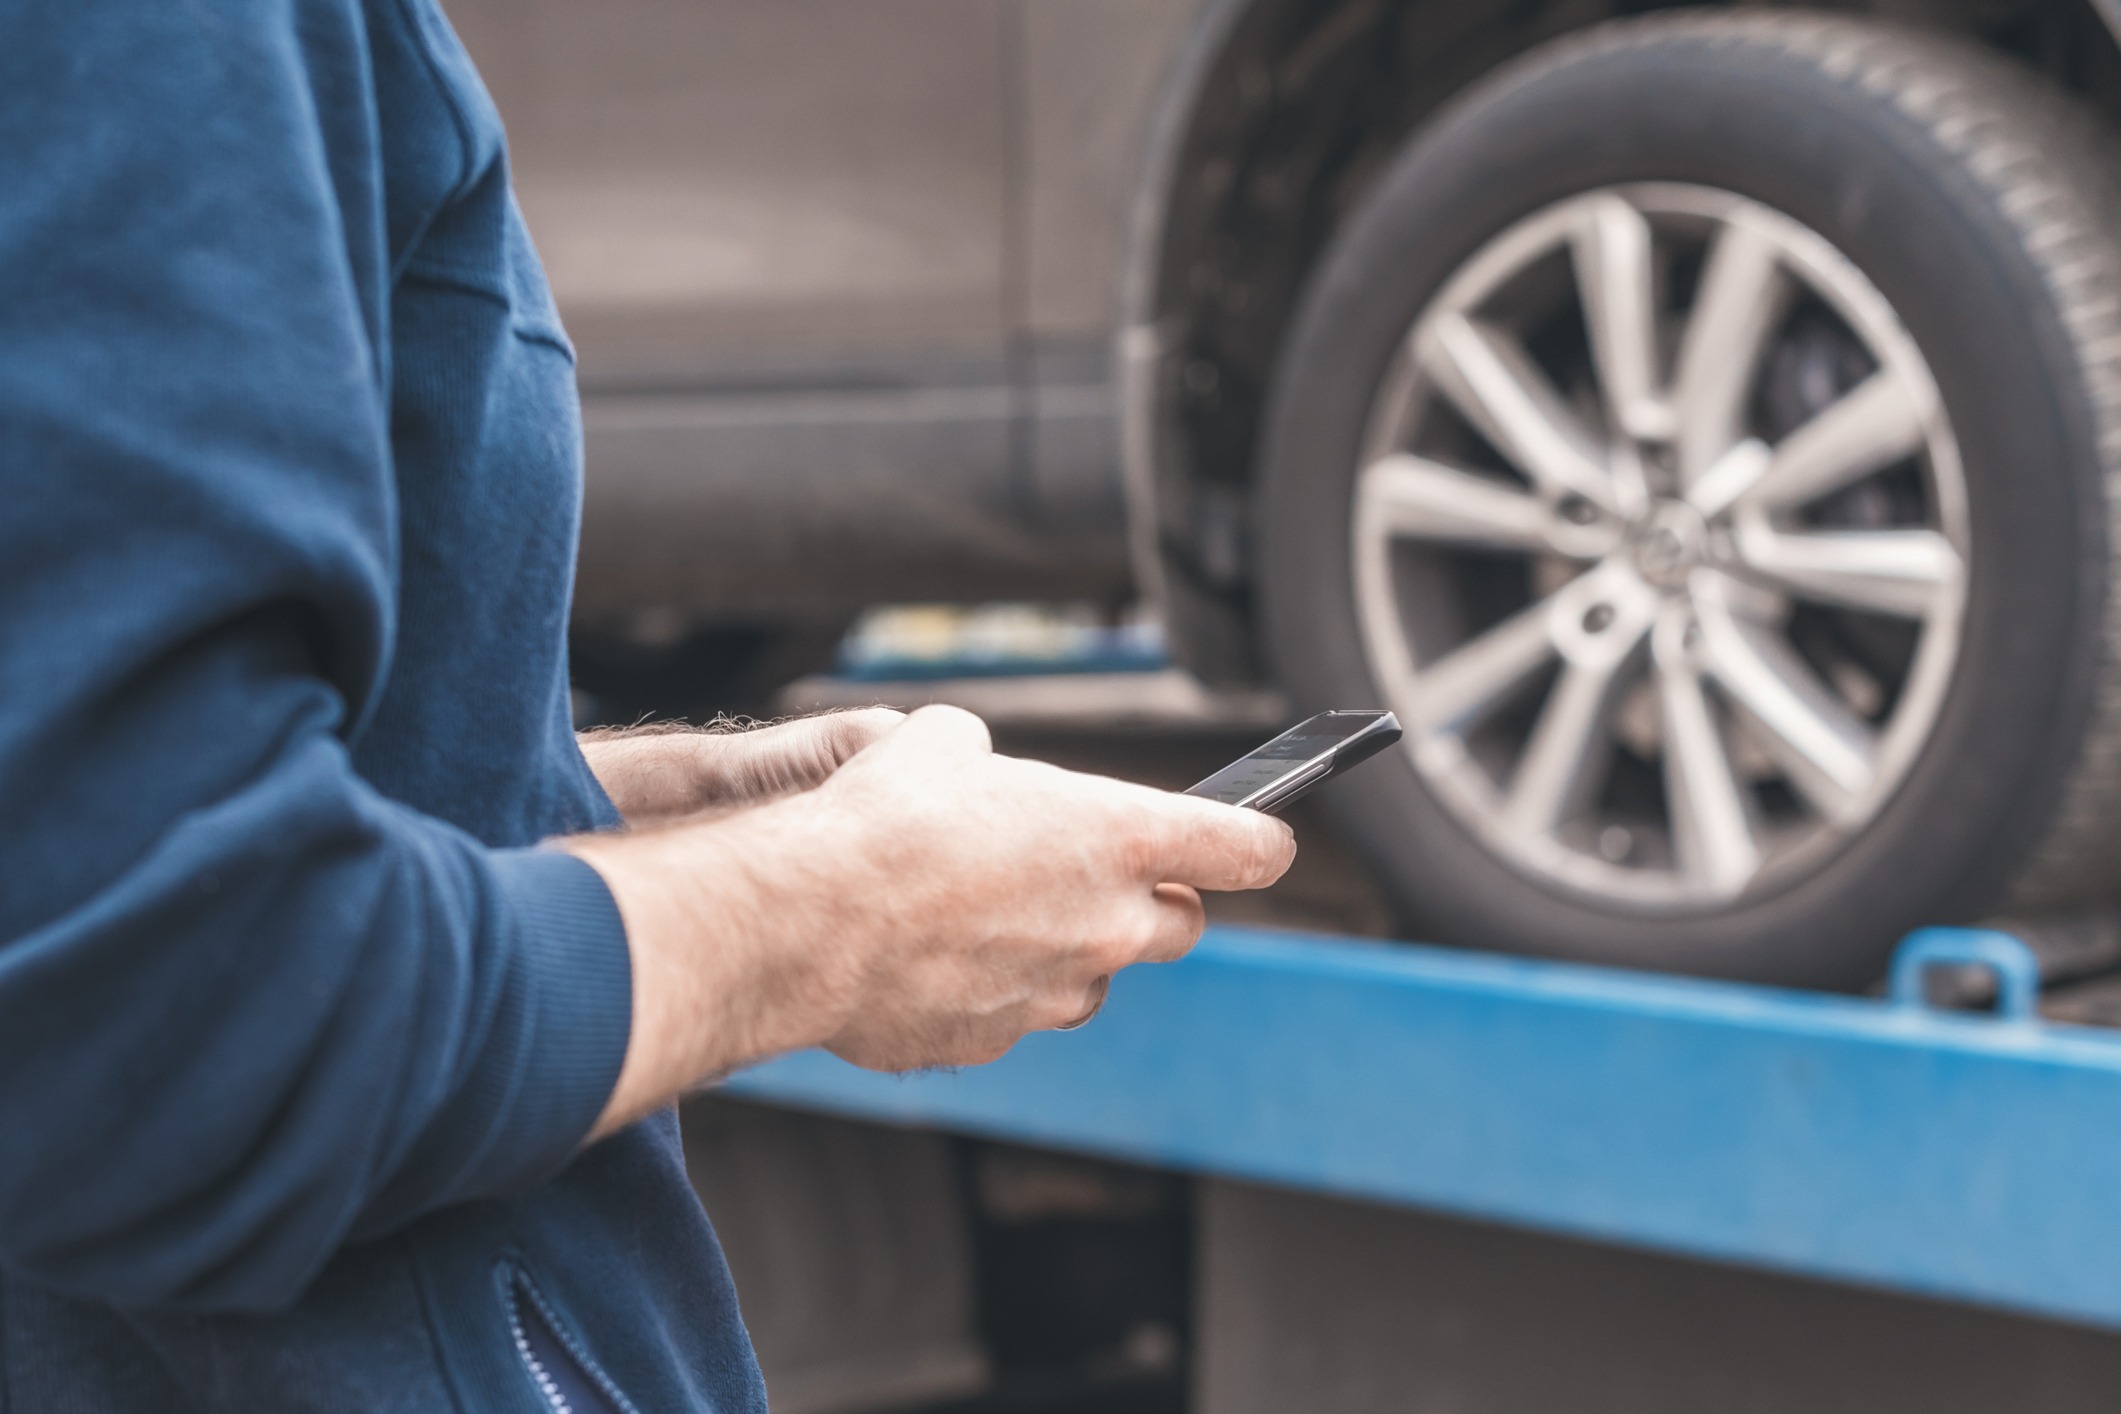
<box><xmin>451</xmin><ymin>0</ymin><xmax>1015</xmax><ymax>371</ymax></box>
<box><xmin>1019</xmin><ymin>0</ymin><xmax>1200</xmax><ymax>340</ymax></box>
<box><xmin>447</xmin><ymin>0</ymin><xmax>1208</xmax><ymax>625</ymax></box>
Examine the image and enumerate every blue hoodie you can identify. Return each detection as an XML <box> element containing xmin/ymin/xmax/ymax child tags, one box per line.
<box><xmin>0</xmin><ymin>1</ymin><xmax>766</xmax><ymax>1408</ymax></box>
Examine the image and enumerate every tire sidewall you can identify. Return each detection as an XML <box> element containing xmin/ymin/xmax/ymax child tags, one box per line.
<box><xmin>1257</xmin><ymin>24</ymin><xmax>2107</xmax><ymax>985</ymax></box>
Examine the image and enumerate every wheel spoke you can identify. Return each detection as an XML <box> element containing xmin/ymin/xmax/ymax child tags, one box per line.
<box><xmin>1731</xmin><ymin>518</ymin><xmax>1961</xmax><ymax>619</ymax></box>
<box><xmin>1504</xmin><ymin>658</ymin><xmax>1629</xmax><ymax>837</ymax></box>
<box><xmin>1408</xmin><ymin>600</ymin><xmax>1558</xmax><ymax>735</ymax></box>
<box><xmin>1741</xmin><ymin>372</ymin><xmax>1927</xmax><ymax>513</ymax></box>
<box><xmin>1359</xmin><ymin>454</ymin><xmax>1570</xmax><ymax>554</ymax></box>
<box><xmin>1418</xmin><ymin>312</ymin><xmax>1618</xmax><ymax>511</ymax></box>
<box><xmin>1654</xmin><ymin>611</ymin><xmax>1759</xmax><ymax>896</ymax></box>
<box><xmin>1685</xmin><ymin>438</ymin><xmax>1772</xmax><ymax>521</ymax></box>
<box><xmin>1504</xmin><ymin>572</ymin><xmax>1656</xmax><ymax>837</ymax></box>
<box><xmin>1693</xmin><ymin>577</ymin><xmax>1876</xmax><ymax>821</ymax></box>
<box><xmin>1571</xmin><ymin>194</ymin><xmax>1673</xmax><ymax>442</ymax></box>
<box><xmin>1672</xmin><ymin>220</ymin><xmax>1790</xmax><ymax>485</ymax></box>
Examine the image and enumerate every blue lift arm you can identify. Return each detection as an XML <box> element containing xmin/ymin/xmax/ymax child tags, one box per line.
<box><xmin>727</xmin><ymin>926</ymin><xmax>2121</xmax><ymax>1331</ymax></box>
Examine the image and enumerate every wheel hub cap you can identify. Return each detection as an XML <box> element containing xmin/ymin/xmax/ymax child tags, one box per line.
<box><xmin>1633</xmin><ymin>502</ymin><xmax>1706</xmax><ymax>589</ymax></box>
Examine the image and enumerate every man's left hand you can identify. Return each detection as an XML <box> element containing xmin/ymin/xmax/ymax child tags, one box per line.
<box><xmin>579</xmin><ymin>708</ymin><xmax>906</xmax><ymax>825</ymax></box>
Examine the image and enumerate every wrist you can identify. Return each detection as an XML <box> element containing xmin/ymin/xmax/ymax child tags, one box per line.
<box><xmin>715</xmin><ymin>784</ymin><xmax>873</xmax><ymax>1043</ymax></box>
<box><xmin>565</xmin><ymin>787</ymin><xmax>869</xmax><ymax>1137</ymax></box>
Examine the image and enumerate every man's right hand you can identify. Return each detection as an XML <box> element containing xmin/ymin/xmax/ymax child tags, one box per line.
<box><xmin>563</xmin><ymin>705</ymin><xmax>1296</xmax><ymax>1138</ymax></box>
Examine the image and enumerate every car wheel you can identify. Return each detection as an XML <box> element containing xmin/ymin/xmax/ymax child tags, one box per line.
<box><xmin>1257</xmin><ymin>13</ymin><xmax>2121</xmax><ymax>986</ymax></box>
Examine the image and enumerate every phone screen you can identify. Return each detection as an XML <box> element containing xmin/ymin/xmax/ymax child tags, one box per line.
<box><xmin>1185</xmin><ymin>711</ymin><xmax>1401</xmax><ymax>811</ymax></box>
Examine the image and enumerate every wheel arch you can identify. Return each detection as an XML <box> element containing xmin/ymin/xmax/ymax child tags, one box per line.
<box><xmin>1119</xmin><ymin>0</ymin><xmax>2121</xmax><ymax>684</ymax></box>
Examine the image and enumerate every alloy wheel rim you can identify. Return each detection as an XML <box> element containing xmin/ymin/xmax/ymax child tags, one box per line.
<box><xmin>1352</xmin><ymin>184</ymin><xmax>1969</xmax><ymax>910</ymax></box>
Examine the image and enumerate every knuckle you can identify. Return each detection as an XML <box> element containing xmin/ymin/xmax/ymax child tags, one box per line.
<box><xmin>918</xmin><ymin>703</ymin><xmax>993</xmax><ymax>751</ymax></box>
<box><xmin>1241</xmin><ymin>826</ymin><xmax>1277</xmax><ymax>878</ymax></box>
<box><xmin>1038</xmin><ymin>994</ymin><xmax>1087</xmax><ymax>1031</ymax></box>
<box><xmin>1088</xmin><ymin>932</ymin><xmax>1136</xmax><ymax>973</ymax></box>
<box><xmin>831</xmin><ymin>709</ymin><xmax>900</xmax><ymax>757</ymax></box>
<box><xmin>1134</xmin><ymin>909</ymin><xmax>1167</xmax><ymax>950</ymax></box>
<box><xmin>1156</xmin><ymin>919</ymin><xmax>1202</xmax><ymax>963</ymax></box>
<box><xmin>1114</xmin><ymin>823</ymin><xmax>1166</xmax><ymax>881</ymax></box>
<box><xmin>1243</xmin><ymin>819</ymin><xmax>1292</xmax><ymax>879</ymax></box>
<box><xmin>961</xmin><ymin>1033</ymin><xmax>1015</xmax><ymax>1066</ymax></box>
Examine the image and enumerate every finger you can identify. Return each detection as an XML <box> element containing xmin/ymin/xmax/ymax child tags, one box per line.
<box><xmin>1140</xmin><ymin>883</ymin><xmax>1205</xmax><ymax>963</ymax></box>
<box><xmin>1139</xmin><ymin>793</ymin><xmax>1297</xmax><ymax>892</ymax></box>
<box><xmin>830</xmin><ymin>1016</ymin><xmax>1018</xmax><ymax>1072</ymax></box>
<box><xmin>722</xmin><ymin>717</ymin><xmax>857</xmax><ymax>795</ymax></box>
<box><xmin>881</xmin><ymin>703</ymin><xmax>994</xmax><ymax>759</ymax></box>
<box><xmin>1052</xmin><ymin>974</ymin><xmax>1111</xmax><ymax>1031</ymax></box>
<box><xmin>827</xmin><ymin>992</ymin><xmax>1027</xmax><ymax>1071</ymax></box>
<box><xmin>819</xmin><ymin>707</ymin><xmax>908</xmax><ymax>764</ymax></box>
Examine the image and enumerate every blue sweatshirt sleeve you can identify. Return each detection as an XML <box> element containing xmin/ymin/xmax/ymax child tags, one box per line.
<box><xmin>0</xmin><ymin>1</ymin><xmax>634</xmax><ymax>1312</ymax></box>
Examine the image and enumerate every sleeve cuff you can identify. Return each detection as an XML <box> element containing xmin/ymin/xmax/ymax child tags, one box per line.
<box><xmin>465</xmin><ymin>847</ymin><xmax>634</xmax><ymax>1187</ymax></box>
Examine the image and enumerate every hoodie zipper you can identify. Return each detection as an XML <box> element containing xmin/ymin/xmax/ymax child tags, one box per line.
<box><xmin>503</xmin><ymin>1268</ymin><xmax>627</xmax><ymax>1414</ymax></box>
<box><xmin>507</xmin><ymin>1295</ymin><xmax>572</xmax><ymax>1414</ymax></box>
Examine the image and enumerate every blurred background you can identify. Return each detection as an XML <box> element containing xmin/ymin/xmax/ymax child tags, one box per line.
<box><xmin>448</xmin><ymin>1</ymin><xmax>2121</xmax><ymax>1409</ymax></box>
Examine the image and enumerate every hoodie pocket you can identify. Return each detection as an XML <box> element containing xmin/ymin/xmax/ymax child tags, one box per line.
<box><xmin>499</xmin><ymin>1262</ymin><xmax>636</xmax><ymax>1414</ymax></box>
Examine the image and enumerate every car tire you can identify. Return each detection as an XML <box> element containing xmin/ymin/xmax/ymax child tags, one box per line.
<box><xmin>1256</xmin><ymin>12</ymin><xmax>2121</xmax><ymax>987</ymax></box>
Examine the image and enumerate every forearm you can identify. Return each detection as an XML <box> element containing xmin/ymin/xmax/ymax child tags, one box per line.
<box><xmin>0</xmin><ymin>738</ymin><xmax>632</xmax><ymax>1309</ymax></box>
<box><xmin>561</xmin><ymin>791</ymin><xmax>861</xmax><ymax>1138</ymax></box>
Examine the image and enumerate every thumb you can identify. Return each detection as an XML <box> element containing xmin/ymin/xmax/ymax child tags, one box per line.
<box><xmin>868</xmin><ymin>703</ymin><xmax>994</xmax><ymax>762</ymax></box>
<box><xmin>1145</xmin><ymin>793</ymin><xmax>1298</xmax><ymax>892</ymax></box>
<box><xmin>814</xmin><ymin>707</ymin><xmax>910</xmax><ymax>765</ymax></box>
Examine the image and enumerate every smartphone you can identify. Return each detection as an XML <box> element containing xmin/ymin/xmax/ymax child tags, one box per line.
<box><xmin>1183</xmin><ymin>710</ymin><xmax>1403</xmax><ymax>814</ymax></box>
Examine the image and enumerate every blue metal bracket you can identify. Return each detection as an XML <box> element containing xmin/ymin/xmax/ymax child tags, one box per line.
<box><xmin>726</xmin><ymin>925</ymin><xmax>2121</xmax><ymax>1330</ymax></box>
<box><xmin>1889</xmin><ymin>926</ymin><xmax>2042</xmax><ymax>1021</ymax></box>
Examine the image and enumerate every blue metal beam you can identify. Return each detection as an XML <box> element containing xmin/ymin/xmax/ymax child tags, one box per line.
<box><xmin>726</xmin><ymin>926</ymin><xmax>2121</xmax><ymax>1330</ymax></box>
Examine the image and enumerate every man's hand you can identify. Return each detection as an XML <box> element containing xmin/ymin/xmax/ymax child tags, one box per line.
<box><xmin>562</xmin><ymin>705</ymin><xmax>1295</xmax><ymax>1139</ymax></box>
<box><xmin>579</xmin><ymin>709</ymin><xmax>905</xmax><ymax>824</ymax></box>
